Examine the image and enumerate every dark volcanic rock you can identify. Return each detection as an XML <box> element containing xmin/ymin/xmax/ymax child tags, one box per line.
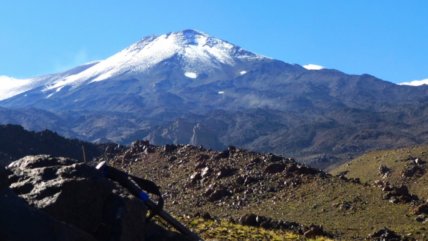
<box><xmin>376</xmin><ymin>181</ymin><xmax>418</xmax><ymax>204</ymax></box>
<box><xmin>368</xmin><ymin>227</ymin><xmax>402</xmax><ymax>241</ymax></box>
<box><xmin>378</xmin><ymin>165</ymin><xmax>391</xmax><ymax>176</ymax></box>
<box><xmin>401</xmin><ymin>164</ymin><xmax>425</xmax><ymax>178</ymax></box>
<box><xmin>0</xmin><ymin>188</ymin><xmax>97</xmax><ymax>241</ymax></box>
<box><xmin>215</xmin><ymin>150</ymin><xmax>230</xmax><ymax>159</ymax></box>
<box><xmin>216</xmin><ymin>167</ymin><xmax>237</xmax><ymax>179</ymax></box>
<box><xmin>1</xmin><ymin>165</ymin><xmax>97</xmax><ymax>241</ymax></box>
<box><xmin>238</xmin><ymin>213</ymin><xmax>259</xmax><ymax>226</ymax></box>
<box><xmin>413</xmin><ymin>203</ymin><xmax>428</xmax><ymax>215</ymax></box>
<box><xmin>163</xmin><ymin>144</ymin><xmax>177</xmax><ymax>153</ymax></box>
<box><xmin>5</xmin><ymin>155</ymin><xmax>191</xmax><ymax>241</ymax></box>
<box><xmin>303</xmin><ymin>225</ymin><xmax>328</xmax><ymax>238</ymax></box>
<box><xmin>264</xmin><ymin>163</ymin><xmax>286</xmax><ymax>174</ymax></box>
<box><xmin>7</xmin><ymin>155</ymin><xmax>148</xmax><ymax>241</ymax></box>
<box><xmin>5</xmin><ymin>155</ymin><xmax>192</xmax><ymax>241</ymax></box>
<box><xmin>205</xmin><ymin>186</ymin><xmax>232</xmax><ymax>202</ymax></box>
<box><xmin>383</xmin><ymin>185</ymin><xmax>418</xmax><ymax>204</ymax></box>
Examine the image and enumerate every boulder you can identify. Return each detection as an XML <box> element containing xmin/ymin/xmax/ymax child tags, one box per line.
<box><xmin>163</xmin><ymin>144</ymin><xmax>177</xmax><ymax>153</ymax></box>
<box><xmin>303</xmin><ymin>225</ymin><xmax>327</xmax><ymax>238</ymax></box>
<box><xmin>378</xmin><ymin>165</ymin><xmax>391</xmax><ymax>176</ymax></box>
<box><xmin>401</xmin><ymin>164</ymin><xmax>425</xmax><ymax>178</ymax></box>
<box><xmin>215</xmin><ymin>150</ymin><xmax>229</xmax><ymax>159</ymax></box>
<box><xmin>205</xmin><ymin>185</ymin><xmax>232</xmax><ymax>202</ymax></box>
<box><xmin>266</xmin><ymin>154</ymin><xmax>283</xmax><ymax>163</ymax></box>
<box><xmin>216</xmin><ymin>167</ymin><xmax>237</xmax><ymax>179</ymax></box>
<box><xmin>1</xmin><ymin>165</ymin><xmax>97</xmax><ymax>241</ymax></box>
<box><xmin>413</xmin><ymin>203</ymin><xmax>428</xmax><ymax>215</ymax></box>
<box><xmin>368</xmin><ymin>227</ymin><xmax>402</xmax><ymax>241</ymax></box>
<box><xmin>415</xmin><ymin>214</ymin><xmax>427</xmax><ymax>223</ymax></box>
<box><xmin>6</xmin><ymin>155</ymin><xmax>149</xmax><ymax>241</ymax></box>
<box><xmin>0</xmin><ymin>188</ymin><xmax>97</xmax><ymax>241</ymax></box>
<box><xmin>238</xmin><ymin>213</ymin><xmax>259</xmax><ymax>226</ymax></box>
<box><xmin>264</xmin><ymin>163</ymin><xmax>286</xmax><ymax>174</ymax></box>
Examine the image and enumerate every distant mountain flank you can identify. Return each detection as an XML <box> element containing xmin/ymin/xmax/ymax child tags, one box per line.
<box><xmin>0</xmin><ymin>124</ymin><xmax>102</xmax><ymax>166</ymax></box>
<box><xmin>1</xmin><ymin>29</ymin><xmax>428</xmax><ymax>168</ymax></box>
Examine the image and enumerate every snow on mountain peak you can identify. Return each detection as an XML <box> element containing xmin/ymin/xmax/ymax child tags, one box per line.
<box><xmin>43</xmin><ymin>29</ymin><xmax>263</xmax><ymax>92</ymax></box>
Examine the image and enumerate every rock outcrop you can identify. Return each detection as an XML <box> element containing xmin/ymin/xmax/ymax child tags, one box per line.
<box><xmin>368</xmin><ymin>227</ymin><xmax>403</xmax><ymax>241</ymax></box>
<box><xmin>4</xmin><ymin>155</ymin><xmax>185</xmax><ymax>241</ymax></box>
<box><xmin>1</xmin><ymin>165</ymin><xmax>97</xmax><ymax>241</ymax></box>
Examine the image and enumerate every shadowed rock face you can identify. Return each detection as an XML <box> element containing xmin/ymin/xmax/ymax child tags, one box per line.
<box><xmin>6</xmin><ymin>155</ymin><xmax>148</xmax><ymax>241</ymax></box>
<box><xmin>0</xmin><ymin>165</ymin><xmax>97</xmax><ymax>241</ymax></box>
<box><xmin>0</xmin><ymin>166</ymin><xmax>7</xmax><ymax>190</ymax></box>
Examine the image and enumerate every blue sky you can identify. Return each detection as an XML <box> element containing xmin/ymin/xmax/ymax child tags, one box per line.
<box><xmin>1</xmin><ymin>0</ymin><xmax>427</xmax><ymax>83</ymax></box>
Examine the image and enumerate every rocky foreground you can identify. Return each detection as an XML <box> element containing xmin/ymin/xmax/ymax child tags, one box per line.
<box><xmin>1</xmin><ymin>138</ymin><xmax>428</xmax><ymax>240</ymax></box>
<box><xmin>0</xmin><ymin>155</ymin><xmax>187</xmax><ymax>241</ymax></box>
<box><xmin>98</xmin><ymin>141</ymin><xmax>428</xmax><ymax>240</ymax></box>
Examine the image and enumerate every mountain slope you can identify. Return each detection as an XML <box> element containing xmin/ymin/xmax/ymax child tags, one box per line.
<box><xmin>331</xmin><ymin>144</ymin><xmax>428</xmax><ymax>200</ymax></box>
<box><xmin>1</xmin><ymin>30</ymin><xmax>428</xmax><ymax>168</ymax></box>
<box><xmin>98</xmin><ymin>142</ymin><xmax>428</xmax><ymax>240</ymax></box>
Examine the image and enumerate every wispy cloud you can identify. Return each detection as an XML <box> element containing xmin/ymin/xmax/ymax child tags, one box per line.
<box><xmin>52</xmin><ymin>49</ymin><xmax>96</xmax><ymax>73</ymax></box>
<box><xmin>399</xmin><ymin>78</ymin><xmax>428</xmax><ymax>86</ymax></box>
<box><xmin>303</xmin><ymin>64</ymin><xmax>324</xmax><ymax>70</ymax></box>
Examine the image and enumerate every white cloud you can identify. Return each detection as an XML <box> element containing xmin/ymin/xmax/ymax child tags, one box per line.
<box><xmin>399</xmin><ymin>78</ymin><xmax>428</xmax><ymax>86</ymax></box>
<box><xmin>0</xmin><ymin>76</ymin><xmax>34</xmax><ymax>100</ymax></box>
<box><xmin>303</xmin><ymin>64</ymin><xmax>324</xmax><ymax>70</ymax></box>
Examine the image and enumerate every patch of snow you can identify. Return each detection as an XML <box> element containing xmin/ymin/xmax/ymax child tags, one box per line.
<box><xmin>46</xmin><ymin>92</ymin><xmax>55</xmax><ymax>99</ymax></box>
<box><xmin>184</xmin><ymin>72</ymin><xmax>198</xmax><ymax>79</ymax></box>
<box><xmin>218</xmin><ymin>90</ymin><xmax>225</xmax><ymax>95</ymax></box>
<box><xmin>240</xmin><ymin>70</ymin><xmax>247</xmax><ymax>75</ymax></box>
<box><xmin>399</xmin><ymin>78</ymin><xmax>428</xmax><ymax>86</ymax></box>
<box><xmin>303</xmin><ymin>64</ymin><xmax>324</xmax><ymax>70</ymax></box>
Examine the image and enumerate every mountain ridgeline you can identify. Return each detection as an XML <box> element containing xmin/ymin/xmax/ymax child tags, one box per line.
<box><xmin>1</xmin><ymin>29</ymin><xmax>428</xmax><ymax>168</ymax></box>
<box><xmin>0</xmin><ymin>124</ymin><xmax>102</xmax><ymax>166</ymax></box>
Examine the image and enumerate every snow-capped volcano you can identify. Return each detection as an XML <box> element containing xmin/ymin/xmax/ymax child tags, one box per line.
<box><xmin>0</xmin><ymin>30</ymin><xmax>265</xmax><ymax>101</ymax></box>
<box><xmin>2</xmin><ymin>29</ymin><xmax>428</xmax><ymax>168</ymax></box>
<box><xmin>43</xmin><ymin>29</ymin><xmax>264</xmax><ymax>92</ymax></box>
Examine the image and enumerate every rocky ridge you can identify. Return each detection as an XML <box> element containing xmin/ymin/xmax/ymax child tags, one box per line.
<box><xmin>0</xmin><ymin>124</ymin><xmax>102</xmax><ymax>166</ymax></box>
